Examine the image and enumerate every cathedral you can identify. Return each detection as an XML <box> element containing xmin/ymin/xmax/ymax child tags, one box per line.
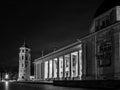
<box><xmin>34</xmin><ymin>0</ymin><xmax>120</xmax><ymax>81</ymax></box>
<box><xmin>18</xmin><ymin>43</ymin><xmax>31</xmax><ymax>81</ymax></box>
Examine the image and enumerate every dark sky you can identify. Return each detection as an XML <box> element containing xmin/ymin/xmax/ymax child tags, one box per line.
<box><xmin>0</xmin><ymin>0</ymin><xmax>103</xmax><ymax>73</ymax></box>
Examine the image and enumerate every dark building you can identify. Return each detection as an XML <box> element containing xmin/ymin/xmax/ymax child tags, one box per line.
<box><xmin>34</xmin><ymin>0</ymin><xmax>120</xmax><ymax>81</ymax></box>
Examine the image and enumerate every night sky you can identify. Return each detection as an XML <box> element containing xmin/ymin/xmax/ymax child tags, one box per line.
<box><xmin>0</xmin><ymin>0</ymin><xmax>103</xmax><ymax>73</ymax></box>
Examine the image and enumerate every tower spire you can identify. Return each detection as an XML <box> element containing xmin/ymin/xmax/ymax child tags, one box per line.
<box><xmin>22</xmin><ymin>39</ymin><xmax>29</xmax><ymax>48</ymax></box>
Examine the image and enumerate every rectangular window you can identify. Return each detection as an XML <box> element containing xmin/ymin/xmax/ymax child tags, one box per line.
<box><xmin>97</xmin><ymin>39</ymin><xmax>112</xmax><ymax>67</ymax></box>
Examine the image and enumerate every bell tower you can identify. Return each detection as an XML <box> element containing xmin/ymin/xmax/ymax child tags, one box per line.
<box><xmin>18</xmin><ymin>42</ymin><xmax>31</xmax><ymax>81</ymax></box>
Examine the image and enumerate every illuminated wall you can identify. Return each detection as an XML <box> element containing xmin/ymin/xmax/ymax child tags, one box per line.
<box><xmin>49</xmin><ymin>60</ymin><xmax>53</xmax><ymax>78</ymax></box>
<box><xmin>18</xmin><ymin>46</ymin><xmax>31</xmax><ymax>81</ymax></box>
<box><xmin>44</xmin><ymin>61</ymin><xmax>48</xmax><ymax>79</ymax></box>
<box><xmin>53</xmin><ymin>58</ymin><xmax>58</xmax><ymax>78</ymax></box>
<box><xmin>34</xmin><ymin>43</ymin><xmax>84</xmax><ymax>80</ymax></box>
<box><xmin>64</xmin><ymin>54</ymin><xmax>70</xmax><ymax>78</ymax></box>
<box><xmin>59</xmin><ymin>56</ymin><xmax>63</xmax><ymax>78</ymax></box>
<box><xmin>71</xmin><ymin>52</ymin><xmax>78</xmax><ymax>78</ymax></box>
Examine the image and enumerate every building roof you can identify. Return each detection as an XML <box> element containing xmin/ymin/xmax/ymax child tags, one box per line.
<box><xmin>94</xmin><ymin>0</ymin><xmax>120</xmax><ymax>18</ymax></box>
<box><xmin>34</xmin><ymin>40</ymin><xmax>82</xmax><ymax>62</ymax></box>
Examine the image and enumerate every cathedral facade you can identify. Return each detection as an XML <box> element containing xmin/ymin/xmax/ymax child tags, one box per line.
<box><xmin>18</xmin><ymin>43</ymin><xmax>31</xmax><ymax>81</ymax></box>
<box><xmin>34</xmin><ymin>0</ymin><xmax>120</xmax><ymax>81</ymax></box>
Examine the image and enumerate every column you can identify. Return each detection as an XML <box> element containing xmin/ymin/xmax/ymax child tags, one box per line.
<box><xmin>44</xmin><ymin>62</ymin><xmax>46</xmax><ymax>80</ymax></box>
<box><xmin>57</xmin><ymin>58</ymin><xmax>59</xmax><ymax>80</ymax></box>
<box><xmin>38</xmin><ymin>63</ymin><xmax>40</xmax><ymax>80</ymax></box>
<box><xmin>83</xmin><ymin>43</ymin><xmax>86</xmax><ymax>80</ymax></box>
<box><xmin>63</xmin><ymin>56</ymin><xmax>65</xmax><ymax>80</ymax></box>
<box><xmin>34</xmin><ymin>63</ymin><xmax>36</xmax><ymax>79</ymax></box>
<box><xmin>48</xmin><ymin>61</ymin><xmax>49</xmax><ymax>79</ymax></box>
<box><xmin>52</xmin><ymin>59</ymin><xmax>54</xmax><ymax>79</ymax></box>
<box><xmin>78</xmin><ymin>50</ymin><xmax>80</xmax><ymax>79</ymax></box>
<box><xmin>76</xmin><ymin>52</ymin><xmax>79</xmax><ymax>78</ymax></box>
<box><xmin>70</xmin><ymin>53</ymin><xmax>72</xmax><ymax>79</ymax></box>
<box><xmin>79</xmin><ymin>50</ymin><xmax>82</xmax><ymax>80</ymax></box>
<box><xmin>95</xmin><ymin>36</ymin><xmax>98</xmax><ymax>80</ymax></box>
<box><xmin>36</xmin><ymin>64</ymin><xmax>38</xmax><ymax>80</ymax></box>
<box><xmin>41</xmin><ymin>62</ymin><xmax>44</xmax><ymax>80</ymax></box>
<box><xmin>35</xmin><ymin>64</ymin><xmax>37</xmax><ymax>79</ymax></box>
<box><xmin>49</xmin><ymin>60</ymin><xmax>53</xmax><ymax>79</ymax></box>
<box><xmin>40</xmin><ymin>62</ymin><xmax>42</xmax><ymax>80</ymax></box>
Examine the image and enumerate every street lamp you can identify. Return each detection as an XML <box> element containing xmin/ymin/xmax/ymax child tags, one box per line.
<box><xmin>5</xmin><ymin>74</ymin><xmax>9</xmax><ymax>80</ymax></box>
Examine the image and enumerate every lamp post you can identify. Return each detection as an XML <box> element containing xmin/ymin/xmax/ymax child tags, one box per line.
<box><xmin>5</xmin><ymin>74</ymin><xmax>9</xmax><ymax>80</ymax></box>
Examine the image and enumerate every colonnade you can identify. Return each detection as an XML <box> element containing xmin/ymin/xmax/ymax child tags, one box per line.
<box><xmin>41</xmin><ymin>50</ymin><xmax>83</xmax><ymax>80</ymax></box>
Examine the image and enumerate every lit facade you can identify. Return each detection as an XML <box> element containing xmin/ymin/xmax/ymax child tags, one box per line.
<box><xmin>34</xmin><ymin>5</ymin><xmax>120</xmax><ymax>81</ymax></box>
<box><xmin>18</xmin><ymin>43</ymin><xmax>31</xmax><ymax>81</ymax></box>
<box><xmin>34</xmin><ymin>43</ymin><xmax>84</xmax><ymax>80</ymax></box>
